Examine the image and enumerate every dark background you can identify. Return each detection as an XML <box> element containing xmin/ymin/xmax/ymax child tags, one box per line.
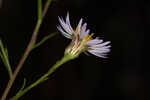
<box><xmin>0</xmin><ymin>0</ymin><xmax>146</xmax><ymax>100</ymax></box>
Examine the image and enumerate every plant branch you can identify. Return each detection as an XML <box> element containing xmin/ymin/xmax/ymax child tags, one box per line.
<box><xmin>31</xmin><ymin>32</ymin><xmax>58</xmax><ymax>51</ymax></box>
<box><xmin>38</xmin><ymin>0</ymin><xmax>42</xmax><ymax>20</ymax></box>
<box><xmin>0</xmin><ymin>1</ymin><xmax>52</xmax><ymax>100</ymax></box>
<box><xmin>10</xmin><ymin>53</ymin><xmax>73</xmax><ymax>100</ymax></box>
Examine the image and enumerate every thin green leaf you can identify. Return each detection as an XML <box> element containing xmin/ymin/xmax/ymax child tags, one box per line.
<box><xmin>0</xmin><ymin>52</ymin><xmax>4</xmax><ymax>60</ymax></box>
<box><xmin>0</xmin><ymin>52</ymin><xmax>8</xmax><ymax>68</ymax></box>
<box><xmin>38</xmin><ymin>0</ymin><xmax>42</xmax><ymax>20</ymax></box>
<box><xmin>31</xmin><ymin>32</ymin><xmax>58</xmax><ymax>51</ymax></box>
<box><xmin>9</xmin><ymin>79</ymin><xmax>26</xmax><ymax>100</ymax></box>
<box><xmin>0</xmin><ymin>40</ymin><xmax>13</xmax><ymax>78</ymax></box>
<box><xmin>4</xmin><ymin>48</ymin><xmax>9</xmax><ymax>58</ymax></box>
<box><xmin>19</xmin><ymin>78</ymin><xmax>27</xmax><ymax>91</ymax></box>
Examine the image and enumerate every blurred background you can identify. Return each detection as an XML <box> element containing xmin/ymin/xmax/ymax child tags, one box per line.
<box><xmin>0</xmin><ymin>0</ymin><xmax>146</xmax><ymax>100</ymax></box>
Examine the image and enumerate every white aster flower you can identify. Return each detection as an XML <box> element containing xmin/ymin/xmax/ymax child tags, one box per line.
<box><xmin>57</xmin><ymin>12</ymin><xmax>111</xmax><ymax>58</ymax></box>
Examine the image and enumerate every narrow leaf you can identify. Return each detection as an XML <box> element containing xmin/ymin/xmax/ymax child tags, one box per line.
<box><xmin>31</xmin><ymin>32</ymin><xmax>58</xmax><ymax>51</ymax></box>
<box><xmin>20</xmin><ymin>78</ymin><xmax>27</xmax><ymax>91</ymax></box>
<box><xmin>4</xmin><ymin>48</ymin><xmax>8</xmax><ymax>58</ymax></box>
<box><xmin>0</xmin><ymin>39</ymin><xmax>13</xmax><ymax>78</ymax></box>
<box><xmin>9</xmin><ymin>79</ymin><xmax>27</xmax><ymax>100</ymax></box>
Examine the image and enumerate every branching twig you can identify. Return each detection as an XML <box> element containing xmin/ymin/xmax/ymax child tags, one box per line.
<box><xmin>0</xmin><ymin>1</ymin><xmax>52</xmax><ymax>100</ymax></box>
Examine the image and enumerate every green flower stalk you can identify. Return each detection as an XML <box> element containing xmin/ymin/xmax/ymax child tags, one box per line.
<box><xmin>10</xmin><ymin>52</ymin><xmax>77</xmax><ymax>100</ymax></box>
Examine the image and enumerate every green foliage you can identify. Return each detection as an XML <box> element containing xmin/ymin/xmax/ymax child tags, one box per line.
<box><xmin>0</xmin><ymin>40</ymin><xmax>13</xmax><ymax>78</ymax></box>
<box><xmin>9</xmin><ymin>52</ymin><xmax>76</xmax><ymax>100</ymax></box>
<box><xmin>31</xmin><ymin>32</ymin><xmax>58</xmax><ymax>51</ymax></box>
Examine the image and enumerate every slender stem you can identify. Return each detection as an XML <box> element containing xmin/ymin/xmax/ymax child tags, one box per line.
<box><xmin>10</xmin><ymin>54</ymin><xmax>72</xmax><ymax>100</ymax></box>
<box><xmin>38</xmin><ymin>0</ymin><xmax>42</xmax><ymax>20</ymax></box>
<box><xmin>42</xmin><ymin>0</ymin><xmax>52</xmax><ymax>18</ymax></box>
<box><xmin>0</xmin><ymin>1</ymin><xmax>52</xmax><ymax>100</ymax></box>
<box><xmin>31</xmin><ymin>32</ymin><xmax>58</xmax><ymax>51</ymax></box>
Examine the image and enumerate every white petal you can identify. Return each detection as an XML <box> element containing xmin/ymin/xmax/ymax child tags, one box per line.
<box><xmin>91</xmin><ymin>41</ymin><xmax>111</xmax><ymax>48</ymax></box>
<box><xmin>89</xmin><ymin>49</ymin><xmax>110</xmax><ymax>53</ymax></box>
<box><xmin>65</xmin><ymin>12</ymin><xmax>74</xmax><ymax>33</ymax></box>
<box><xmin>85</xmin><ymin>29</ymin><xmax>90</xmax><ymax>35</ymax></box>
<box><xmin>81</xmin><ymin>23</ymin><xmax>87</xmax><ymax>32</ymax></box>
<box><xmin>58</xmin><ymin>17</ymin><xmax>73</xmax><ymax>35</ymax></box>
<box><xmin>85</xmin><ymin>39</ymin><xmax>103</xmax><ymax>45</ymax></box>
<box><xmin>76</xmin><ymin>18</ymin><xmax>83</xmax><ymax>33</ymax></box>
<box><xmin>57</xmin><ymin>26</ymin><xmax>72</xmax><ymax>39</ymax></box>
<box><xmin>87</xmin><ymin>50</ymin><xmax>107</xmax><ymax>58</ymax></box>
<box><xmin>87</xmin><ymin>41</ymin><xmax>111</xmax><ymax>58</ymax></box>
<box><xmin>89</xmin><ymin>44</ymin><xmax>111</xmax><ymax>53</ymax></box>
<box><xmin>90</xmin><ymin>45</ymin><xmax>111</xmax><ymax>51</ymax></box>
<box><xmin>80</xmin><ymin>23</ymin><xmax>90</xmax><ymax>39</ymax></box>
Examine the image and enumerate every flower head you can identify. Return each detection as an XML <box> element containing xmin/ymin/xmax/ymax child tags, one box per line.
<box><xmin>57</xmin><ymin>12</ymin><xmax>111</xmax><ymax>58</ymax></box>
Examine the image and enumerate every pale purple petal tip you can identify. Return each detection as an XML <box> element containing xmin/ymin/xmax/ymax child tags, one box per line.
<box><xmin>85</xmin><ymin>39</ymin><xmax>103</xmax><ymax>45</ymax></box>
<box><xmin>80</xmin><ymin>23</ymin><xmax>90</xmax><ymax>39</ymax></box>
<box><xmin>88</xmin><ymin>50</ymin><xmax>108</xmax><ymax>58</ymax></box>
<box><xmin>77</xmin><ymin>18</ymin><xmax>83</xmax><ymax>33</ymax></box>
<box><xmin>57</xmin><ymin>26</ymin><xmax>72</xmax><ymax>39</ymax></box>
<box><xmin>87</xmin><ymin>41</ymin><xmax>111</xmax><ymax>58</ymax></box>
<box><xmin>58</xmin><ymin>15</ymin><xmax>74</xmax><ymax>35</ymax></box>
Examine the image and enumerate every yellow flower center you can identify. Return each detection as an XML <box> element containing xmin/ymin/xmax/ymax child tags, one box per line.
<box><xmin>83</xmin><ymin>33</ymin><xmax>94</xmax><ymax>42</ymax></box>
<box><xmin>69</xmin><ymin>33</ymin><xmax>94</xmax><ymax>56</ymax></box>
